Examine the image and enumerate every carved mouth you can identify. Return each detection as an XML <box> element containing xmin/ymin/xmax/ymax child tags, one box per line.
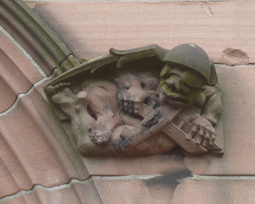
<box><xmin>161</xmin><ymin>92</ymin><xmax>189</xmax><ymax>106</ymax></box>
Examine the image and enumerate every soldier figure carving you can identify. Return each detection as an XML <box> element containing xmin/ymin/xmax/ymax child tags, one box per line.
<box><xmin>46</xmin><ymin>44</ymin><xmax>223</xmax><ymax>157</ymax></box>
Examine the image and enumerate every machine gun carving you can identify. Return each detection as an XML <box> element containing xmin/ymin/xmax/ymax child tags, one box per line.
<box><xmin>120</xmin><ymin>103</ymin><xmax>222</xmax><ymax>155</ymax></box>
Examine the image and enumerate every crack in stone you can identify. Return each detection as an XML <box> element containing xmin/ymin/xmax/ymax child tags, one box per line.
<box><xmin>0</xmin><ymin>77</ymin><xmax>50</xmax><ymax>117</ymax></box>
<box><xmin>0</xmin><ymin>175</ymin><xmax>180</xmax><ymax>203</ymax></box>
<box><xmin>0</xmin><ymin>178</ymin><xmax>92</xmax><ymax>203</ymax></box>
<box><xmin>93</xmin><ymin>174</ymin><xmax>163</xmax><ymax>180</ymax></box>
<box><xmin>201</xmin><ymin>2</ymin><xmax>214</xmax><ymax>16</ymax></box>
<box><xmin>1</xmin><ymin>173</ymin><xmax>255</xmax><ymax>203</ymax></box>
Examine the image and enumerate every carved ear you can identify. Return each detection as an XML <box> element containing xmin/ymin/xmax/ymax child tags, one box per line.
<box><xmin>115</xmin><ymin>78</ymin><xmax>130</xmax><ymax>90</ymax></box>
<box><xmin>141</xmin><ymin>78</ymin><xmax>158</xmax><ymax>90</ymax></box>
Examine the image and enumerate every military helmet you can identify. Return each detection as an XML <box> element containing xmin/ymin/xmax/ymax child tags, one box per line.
<box><xmin>163</xmin><ymin>44</ymin><xmax>217</xmax><ymax>85</ymax></box>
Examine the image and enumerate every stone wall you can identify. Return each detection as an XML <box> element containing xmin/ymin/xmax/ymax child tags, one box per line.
<box><xmin>1</xmin><ymin>1</ymin><xmax>255</xmax><ymax>203</ymax></box>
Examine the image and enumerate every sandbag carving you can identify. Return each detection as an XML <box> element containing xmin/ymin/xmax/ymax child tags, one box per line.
<box><xmin>45</xmin><ymin>44</ymin><xmax>223</xmax><ymax>157</ymax></box>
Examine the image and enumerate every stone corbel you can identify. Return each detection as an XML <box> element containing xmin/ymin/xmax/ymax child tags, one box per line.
<box><xmin>45</xmin><ymin>44</ymin><xmax>224</xmax><ymax>157</ymax></box>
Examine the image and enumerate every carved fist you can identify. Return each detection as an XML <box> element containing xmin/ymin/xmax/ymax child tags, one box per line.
<box><xmin>117</xmin><ymin>87</ymin><xmax>154</xmax><ymax>115</ymax></box>
<box><xmin>185</xmin><ymin>113</ymin><xmax>216</xmax><ymax>147</ymax></box>
<box><xmin>88</xmin><ymin>127</ymin><xmax>111</xmax><ymax>146</ymax></box>
<box><xmin>115</xmin><ymin>76</ymin><xmax>155</xmax><ymax>115</ymax></box>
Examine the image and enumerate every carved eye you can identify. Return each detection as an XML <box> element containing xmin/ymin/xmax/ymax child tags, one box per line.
<box><xmin>115</xmin><ymin>78</ymin><xmax>130</xmax><ymax>90</ymax></box>
<box><xmin>160</xmin><ymin>64</ymin><xmax>172</xmax><ymax>78</ymax></box>
<box><xmin>141</xmin><ymin>81</ymin><xmax>146</xmax><ymax>88</ymax></box>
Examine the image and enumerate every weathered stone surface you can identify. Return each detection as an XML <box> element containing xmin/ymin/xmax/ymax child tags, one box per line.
<box><xmin>173</xmin><ymin>178</ymin><xmax>255</xmax><ymax>204</ymax></box>
<box><xmin>221</xmin><ymin>48</ymin><xmax>250</xmax><ymax>66</ymax></box>
<box><xmin>0</xmin><ymin>81</ymin><xmax>89</xmax><ymax>198</ymax></box>
<box><xmin>30</xmin><ymin>1</ymin><xmax>255</xmax><ymax>64</ymax></box>
<box><xmin>0</xmin><ymin>31</ymin><xmax>43</xmax><ymax>83</ymax></box>
<box><xmin>2</xmin><ymin>179</ymin><xmax>102</xmax><ymax>204</ymax></box>
<box><xmin>93</xmin><ymin>175</ymin><xmax>175</xmax><ymax>204</ymax></box>
<box><xmin>0</xmin><ymin>1</ymin><xmax>80</xmax><ymax>76</ymax></box>
<box><xmin>0</xmin><ymin>31</ymin><xmax>43</xmax><ymax>112</ymax></box>
<box><xmin>83</xmin><ymin>148</ymin><xmax>189</xmax><ymax>176</ymax></box>
<box><xmin>184</xmin><ymin>65</ymin><xmax>255</xmax><ymax>175</ymax></box>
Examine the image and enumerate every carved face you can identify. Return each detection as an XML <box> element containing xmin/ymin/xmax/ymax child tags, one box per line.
<box><xmin>159</xmin><ymin>64</ymin><xmax>206</xmax><ymax>108</ymax></box>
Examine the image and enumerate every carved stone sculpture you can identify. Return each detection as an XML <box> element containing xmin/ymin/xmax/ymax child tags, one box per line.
<box><xmin>45</xmin><ymin>44</ymin><xmax>223</xmax><ymax>157</ymax></box>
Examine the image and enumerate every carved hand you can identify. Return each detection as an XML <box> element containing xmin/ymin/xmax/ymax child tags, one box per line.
<box><xmin>117</xmin><ymin>87</ymin><xmax>154</xmax><ymax>115</ymax></box>
<box><xmin>185</xmin><ymin>113</ymin><xmax>216</xmax><ymax>147</ymax></box>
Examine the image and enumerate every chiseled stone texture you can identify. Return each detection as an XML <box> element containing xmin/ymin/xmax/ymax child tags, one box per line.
<box><xmin>93</xmin><ymin>175</ymin><xmax>176</xmax><ymax>204</ymax></box>
<box><xmin>0</xmin><ymin>82</ymin><xmax>89</xmax><ymax>199</ymax></box>
<box><xmin>0</xmin><ymin>24</ymin><xmax>99</xmax><ymax>201</ymax></box>
<box><xmin>0</xmin><ymin>20</ymin><xmax>91</xmax><ymax>200</ymax></box>
<box><xmin>94</xmin><ymin>176</ymin><xmax>255</xmax><ymax>204</ymax></box>
<box><xmin>184</xmin><ymin>65</ymin><xmax>255</xmax><ymax>175</ymax></box>
<box><xmin>2</xmin><ymin>179</ymin><xmax>102</xmax><ymax>204</ymax></box>
<box><xmin>29</xmin><ymin>1</ymin><xmax>255</xmax><ymax>64</ymax></box>
<box><xmin>173</xmin><ymin>178</ymin><xmax>255</xmax><ymax>204</ymax></box>
<box><xmin>0</xmin><ymin>31</ymin><xmax>43</xmax><ymax>113</ymax></box>
<box><xmin>83</xmin><ymin>151</ymin><xmax>188</xmax><ymax>176</ymax></box>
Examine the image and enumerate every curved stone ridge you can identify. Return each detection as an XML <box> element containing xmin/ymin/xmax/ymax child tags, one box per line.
<box><xmin>0</xmin><ymin>0</ymin><xmax>81</xmax><ymax>76</ymax></box>
<box><xmin>0</xmin><ymin>30</ymin><xmax>43</xmax><ymax>113</ymax></box>
<box><xmin>0</xmin><ymin>83</ymin><xmax>89</xmax><ymax>199</ymax></box>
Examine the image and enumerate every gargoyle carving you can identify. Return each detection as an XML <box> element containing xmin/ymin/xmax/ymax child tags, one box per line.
<box><xmin>45</xmin><ymin>44</ymin><xmax>223</xmax><ymax>157</ymax></box>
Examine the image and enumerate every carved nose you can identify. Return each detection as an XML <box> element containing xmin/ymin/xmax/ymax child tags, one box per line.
<box><xmin>165</xmin><ymin>76</ymin><xmax>181</xmax><ymax>92</ymax></box>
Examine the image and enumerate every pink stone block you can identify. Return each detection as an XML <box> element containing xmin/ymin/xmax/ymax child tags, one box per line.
<box><xmin>0</xmin><ymin>31</ymin><xmax>43</xmax><ymax>112</ymax></box>
<box><xmin>185</xmin><ymin>65</ymin><xmax>255</xmax><ymax>175</ymax></box>
<box><xmin>93</xmin><ymin>176</ymin><xmax>173</xmax><ymax>204</ymax></box>
<box><xmin>173</xmin><ymin>179</ymin><xmax>255</xmax><ymax>204</ymax></box>
<box><xmin>0</xmin><ymin>32</ymin><xmax>43</xmax><ymax>84</ymax></box>
<box><xmin>0</xmin><ymin>82</ymin><xmax>89</xmax><ymax>198</ymax></box>
<box><xmin>30</xmin><ymin>2</ymin><xmax>255</xmax><ymax>64</ymax></box>
<box><xmin>83</xmin><ymin>152</ymin><xmax>188</xmax><ymax>176</ymax></box>
<box><xmin>2</xmin><ymin>180</ymin><xmax>102</xmax><ymax>204</ymax></box>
